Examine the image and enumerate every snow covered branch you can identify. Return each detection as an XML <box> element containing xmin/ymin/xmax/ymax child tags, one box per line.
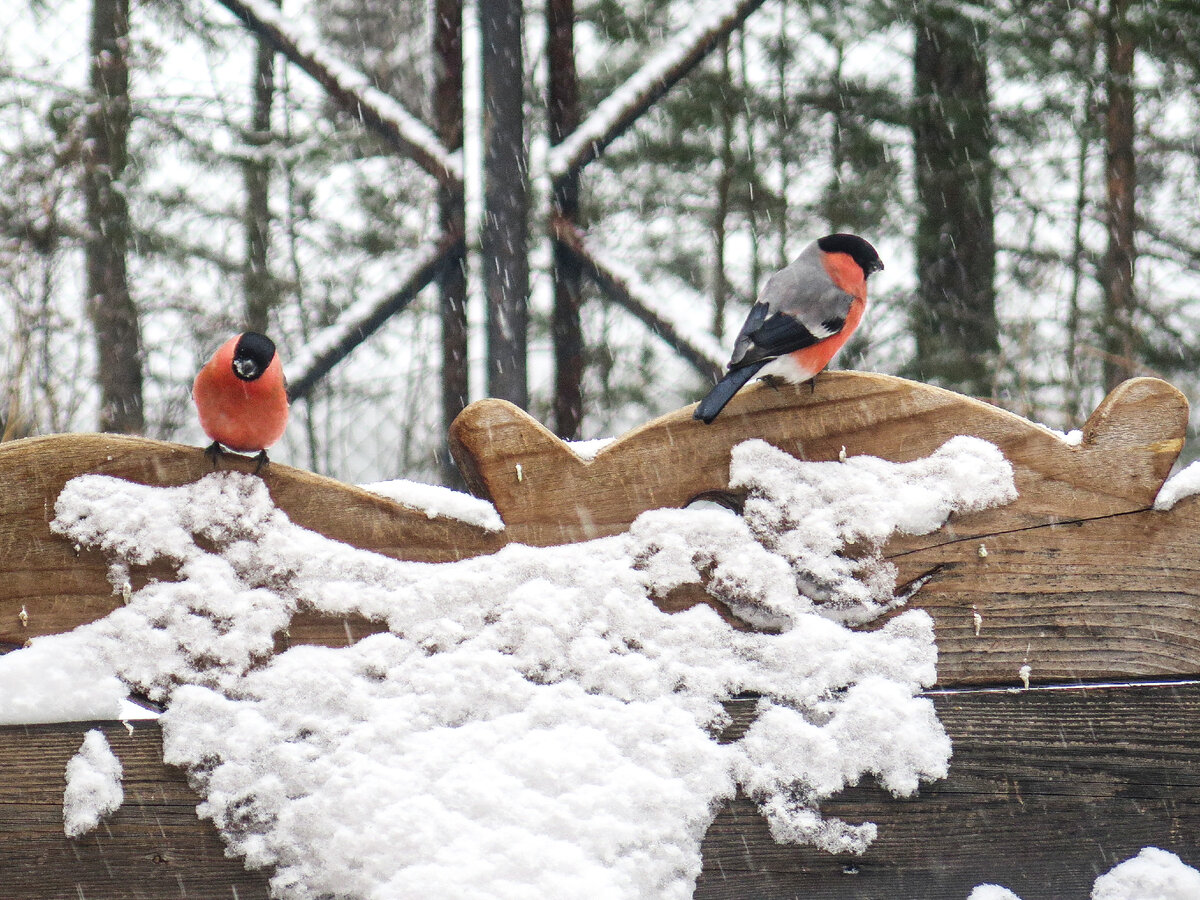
<box><xmin>214</xmin><ymin>0</ymin><xmax>462</xmax><ymax>188</ymax></box>
<box><xmin>285</xmin><ymin>234</ymin><xmax>465</xmax><ymax>402</ymax></box>
<box><xmin>550</xmin><ymin>215</ymin><xmax>726</xmax><ymax>381</ymax></box>
<box><xmin>546</xmin><ymin>0</ymin><xmax>768</xmax><ymax>183</ymax></box>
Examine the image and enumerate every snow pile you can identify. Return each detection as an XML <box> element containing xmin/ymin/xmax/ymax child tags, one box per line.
<box><xmin>967</xmin><ymin>887</ymin><xmax>1021</xmax><ymax>900</ymax></box>
<box><xmin>1091</xmin><ymin>847</ymin><xmax>1200</xmax><ymax>900</ymax></box>
<box><xmin>0</xmin><ymin>436</ymin><xmax>1016</xmax><ymax>898</ymax></box>
<box><xmin>968</xmin><ymin>847</ymin><xmax>1200</xmax><ymax>900</ymax></box>
<box><xmin>63</xmin><ymin>729</ymin><xmax>124</xmax><ymax>838</ymax></box>
<box><xmin>358</xmin><ymin>478</ymin><xmax>504</xmax><ymax>531</ymax></box>
<box><xmin>1154</xmin><ymin>460</ymin><xmax>1200</xmax><ymax>511</ymax></box>
<box><xmin>732</xmin><ymin>437</ymin><xmax>1016</xmax><ymax>625</ymax></box>
<box><xmin>566</xmin><ymin>437</ymin><xmax>616</xmax><ymax>460</ymax></box>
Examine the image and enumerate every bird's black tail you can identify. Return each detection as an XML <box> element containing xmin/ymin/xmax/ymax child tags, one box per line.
<box><xmin>694</xmin><ymin>362</ymin><xmax>767</xmax><ymax>424</ymax></box>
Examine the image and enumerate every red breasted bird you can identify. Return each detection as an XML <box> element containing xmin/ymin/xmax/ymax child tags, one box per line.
<box><xmin>694</xmin><ymin>233</ymin><xmax>884</xmax><ymax>424</ymax></box>
<box><xmin>193</xmin><ymin>332</ymin><xmax>289</xmax><ymax>471</ymax></box>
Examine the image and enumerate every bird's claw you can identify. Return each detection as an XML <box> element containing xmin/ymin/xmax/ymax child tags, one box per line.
<box><xmin>204</xmin><ymin>442</ymin><xmax>223</xmax><ymax>467</ymax></box>
<box><xmin>253</xmin><ymin>450</ymin><xmax>270</xmax><ymax>474</ymax></box>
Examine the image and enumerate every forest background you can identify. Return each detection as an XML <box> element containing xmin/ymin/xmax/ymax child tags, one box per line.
<box><xmin>2</xmin><ymin>0</ymin><xmax>1199</xmax><ymax>487</ymax></box>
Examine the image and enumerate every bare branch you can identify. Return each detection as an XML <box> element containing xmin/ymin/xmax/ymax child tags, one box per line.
<box><xmin>546</xmin><ymin>0</ymin><xmax>767</xmax><ymax>184</ymax></box>
<box><xmin>285</xmin><ymin>234</ymin><xmax>465</xmax><ymax>402</ymax></box>
<box><xmin>549</xmin><ymin>215</ymin><xmax>725</xmax><ymax>382</ymax></box>
<box><xmin>213</xmin><ymin>0</ymin><xmax>462</xmax><ymax>189</ymax></box>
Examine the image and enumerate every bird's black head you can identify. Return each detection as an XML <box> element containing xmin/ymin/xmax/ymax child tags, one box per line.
<box><xmin>232</xmin><ymin>332</ymin><xmax>276</xmax><ymax>382</ymax></box>
<box><xmin>817</xmin><ymin>234</ymin><xmax>885</xmax><ymax>278</ymax></box>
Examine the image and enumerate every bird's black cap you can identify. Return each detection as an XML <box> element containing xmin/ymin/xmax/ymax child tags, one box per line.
<box><xmin>232</xmin><ymin>332</ymin><xmax>276</xmax><ymax>382</ymax></box>
<box><xmin>817</xmin><ymin>234</ymin><xmax>885</xmax><ymax>277</ymax></box>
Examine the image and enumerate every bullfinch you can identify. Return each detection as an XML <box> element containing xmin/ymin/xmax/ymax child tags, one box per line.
<box><xmin>694</xmin><ymin>233</ymin><xmax>884</xmax><ymax>424</ymax></box>
<box><xmin>192</xmin><ymin>331</ymin><xmax>289</xmax><ymax>471</ymax></box>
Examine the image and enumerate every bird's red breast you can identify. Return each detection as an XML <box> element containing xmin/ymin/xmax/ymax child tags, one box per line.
<box><xmin>783</xmin><ymin>250</ymin><xmax>869</xmax><ymax>381</ymax></box>
<box><xmin>193</xmin><ymin>334</ymin><xmax>289</xmax><ymax>453</ymax></box>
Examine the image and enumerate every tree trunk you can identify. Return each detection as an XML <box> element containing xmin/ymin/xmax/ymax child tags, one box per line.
<box><xmin>480</xmin><ymin>0</ymin><xmax>529</xmax><ymax>408</ymax></box>
<box><xmin>910</xmin><ymin>4</ymin><xmax>998</xmax><ymax>398</ymax></box>
<box><xmin>243</xmin><ymin>1</ymin><xmax>278</xmax><ymax>334</ymax></box>
<box><xmin>84</xmin><ymin>0</ymin><xmax>143</xmax><ymax>434</ymax></box>
<box><xmin>548</xmin><ymin>0</ymin><xmax>583</xmax><ymax>438</ymax></box>
<box><xmin>1102</xmin><ymin>0</ymin><xmax>1137</xmax><ymax>392</ymax></box>
<box><xmin>435</xmin><ymin>0</ymin><xmax>468</xmax><ymax>484</ymax></box>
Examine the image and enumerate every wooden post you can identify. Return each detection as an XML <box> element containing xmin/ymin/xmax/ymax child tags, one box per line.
<box><xmin>435</xmin><ymin>0</ymin><xmax>469</xmax><ymax>485</ymax></box>
<box><xmin>480</xmin><ymin>0</ymin><xmax>529</xmax><ymax>409</ymax></box>
<box><xmin>547</xmin><ymin>0</ymin><xmax>584</xmax><ymax>439</ymax></box>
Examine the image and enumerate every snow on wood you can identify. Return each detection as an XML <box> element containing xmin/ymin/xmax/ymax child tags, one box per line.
<box><xmin>216</xmin><ymin>0</ymin><xmax>462</xmax><ymax>188</ymax></box>
<box><xmin>62</xmin><ymin>729</ymin><xmax>124</xmax><ymax>838</ymax></box>
<box><xmin>285</xmin><ymin>234</ymin><xmax>464</xmax><ymax>402</ymax></box>
<box><xmin>0</xmin><ymin>433</ymin><xmax>1023</xmax><ymax>897</ymax></box>
<box><xmin>546</xmin><ymin>0</ymin><xmax>768</xmax><ymax>182</ymax></box>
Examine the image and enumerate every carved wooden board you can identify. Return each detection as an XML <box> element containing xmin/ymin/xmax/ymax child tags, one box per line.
<box><xmin>2</xmin><ymin>372</ymin><xmax>1199</xmax><ymax>898</ymax></box>
<box><xmin>5</xmin><ymin>373</ymin><xmax>1194</xmax><ymax>686</ymax></box>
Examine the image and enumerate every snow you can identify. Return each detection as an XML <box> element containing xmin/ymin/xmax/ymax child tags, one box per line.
<box><xmin>359</xmin><ymin>478</ymin><xmax>504</xmax><ymax>531</ymax></box>
<box><xmin>968</xmin><ymin>887</ymin><xmax>1022</xmax><ymax>900</ymax></box>
<box><xmin>1153</xmin><ymin>459</ymin><xmax>1200</xmax><ymax>510</ymax></box>
<box><xmin>565</xmin><ymin>437</ymin><xmax>615</xmax><ymax>460</ymax></box>
<box><xmin>63</xmin><ymin>729</ymin><xmax>124</xmax><ymax>838</ymax></box>
<box><xmin>547</xmin><ymin>0</ymin><xmax>761</xmax><ymax>180</ymax></box>
<box><xmin>1091</xmin><ymin>848</ymin><xmax>1200</xmax><ymax>900</ymax></box>
<box><xmin>583</xmin><ymin>238</ymin><xmax>727</xmax><ymax>372</ymax></box>
<box><xmin>731</xmin><ymin>436</ymin><xmax>1016</xmax><ymax>625</ymax></box>
<box><xmin>230</xmin><ymin>0</ymin><xmax>461</xmax><ymax>184</ymax></box>
<box><xmin>284</xmin><ymin>239</ymin><xmax>452</xmax><ymax>392</ymax></box>
<box><xmin>0</xmin><ymin>436</ymin><xmax>1018</xmax><ymax>898</ymax></box>
<box><xmin>967</xmin><ymin>847</ymin><xmax>1200</xmax><ymax>900</ymax></box>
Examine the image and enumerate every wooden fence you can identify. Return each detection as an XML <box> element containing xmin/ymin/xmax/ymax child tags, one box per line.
<box><xmin>2</xmin><ymin>372</ymin><xmax>1198</xmax><ymax>898</ymax></box>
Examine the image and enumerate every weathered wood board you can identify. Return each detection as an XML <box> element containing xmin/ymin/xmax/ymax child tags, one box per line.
<box><xmin>4</xmin><ymin>681</ymin><xmax>1197</xmax><ymax>900</ymax></box>
<box><xmin>697</xmin><ymin>682</ymin><xmax>1200</xmax><ymax>900</ymax></box>
<box><xmin>3</xmin><ymin>373</ymin><xmax>1196</xmax><ymax>687</ymax></box>
<box><xmin>2</xmin><ymin>372</ymin><xmax>1199</xmax><ymax>897</ymax></box>
<box><xmin>0</xmin><ymin>433</ymin><xmax>502</xmax><ymax>650</ymax></box>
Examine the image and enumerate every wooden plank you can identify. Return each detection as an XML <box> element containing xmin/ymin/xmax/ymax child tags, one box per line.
<box><xmin>450</xmin><ymin>372</ymin><xmax>1186</xmax><ymax>547</ymax></box>
<box><xmin>695</xmin><ymin>681</ymin><xmax>1200</xmax><ymax>899</ymax></box>
<box><xmin>889</xmin><ymin>498</ymin><xmax>1200</xmax><ymax>686</ymax></box>
<box><xmin>4</xmin><ymin>681</ymin><xmax>1197</xmax><ymax>898</ymax></box>
<box><xmin>0</xmin><ymin>434</ymin><xmax>504</xmax><ymax>647</ymax></box>
<box><xmin>4</xmin><ymin>373</ymin><xmax>1198</xmax><ymax>687</ymax></box>
<box><xmin>0</xmin><ymin>721</ymin><xmax>270</xmax><ymax>899</ymax></box>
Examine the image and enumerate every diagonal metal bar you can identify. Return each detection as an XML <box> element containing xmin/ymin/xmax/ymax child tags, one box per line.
<box><xmin>286</xmin><ymin>233</ymin><xmax>466</xmax><ymax>402</ymax></box>
<box><xmin>213</xmin><ymin>0</ymin><xmax>462</xmax><ymax>189</ymax></box>
<box><xmin>546</xmin><ymin>0</ymin><xmax>767</xmax><ymax>185</ymax></box>
<box><xmin>549</xmin><ymin>215</ymin><xmax>724</xmax><ymax>382</ymax></box>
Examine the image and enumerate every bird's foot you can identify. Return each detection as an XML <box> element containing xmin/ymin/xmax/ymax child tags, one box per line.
<box><xmin>761</xmin><ymin>375</ymin><xmax>785</xmax><ymax>393</ymax></box>
<box><xmin>807</xmin><ymin>373</ymin><xmax>819</xmax><ymax>394</ymax></box>
<box><xmin>203</xmin><ymin>442</ymin><xmax>224</xmax><ymax>467</ymax></box>
<box><xmin>253</xmin><ymin>450</ymin><xmax>271</xmax><ymax>475</ymax></box>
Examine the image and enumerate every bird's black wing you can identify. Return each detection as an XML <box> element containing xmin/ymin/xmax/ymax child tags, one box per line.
<box><xmin>730</xmin><ymin>309</ymin><xmax>846</xmax><ymax>369</ymax></box>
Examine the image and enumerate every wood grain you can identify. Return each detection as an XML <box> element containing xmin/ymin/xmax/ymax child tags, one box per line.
<box><xmin>450</xmin><ymin>372</ymin><xmax>1187</xmax><ymax>547</ymax></box>
<box><xmin>3</xmin><ymin>681</ymin><xmax>1197</xmax><ymax>899</ymax></box>
<box><xmin>0</xmin><ymin>721</ymin><xmax>270</xmax><ymax>899</ymax></box>
<box><xmin>0</xmin><ymin>434</ymin><xmax>503</xmax><ymax>647</ymax></box>
<box><xmin>696</xmin><ymin>682</ymin><xmax>1200</xmax><ymax>900</ymax></box>
<box><xmin>3</xmin><ymin>375</ymin><xmax>1199</xmax><ymax>687</ymax></box>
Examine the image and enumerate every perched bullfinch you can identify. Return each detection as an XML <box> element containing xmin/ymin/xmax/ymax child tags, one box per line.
<box><xmin>192</xmin><ymin>332</ymin><xmax>289</xmax><ymax>471</ymax></box>
<box><xmin>694</xmin><ymin>233</ymin><xmax>884</xmax><ymax>424</ymax></box>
